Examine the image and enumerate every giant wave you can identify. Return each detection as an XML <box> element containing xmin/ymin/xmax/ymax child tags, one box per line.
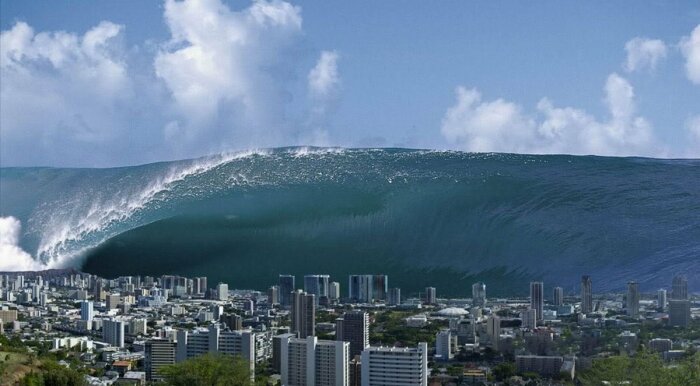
<box><xmin>1</xmin><ymin>147</ymin><xmax>698</xmax><ymax>296</ymax></box>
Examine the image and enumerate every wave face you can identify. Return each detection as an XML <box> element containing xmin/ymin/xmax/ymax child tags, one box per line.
<box><xmin>1</xmin><ymin>148</ymin><xmax>699</xmax><ymax>296</ymax></box>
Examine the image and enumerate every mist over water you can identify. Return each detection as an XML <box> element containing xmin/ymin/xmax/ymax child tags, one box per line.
<box><xmin>1</xmin><ymin>148</ymin><xmax>698</xmax><ymax>296</ymax></box>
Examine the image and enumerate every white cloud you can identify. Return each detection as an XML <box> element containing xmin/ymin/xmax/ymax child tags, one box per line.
<box><xmin>441</xmin><ymin>73</ymin><xmax>660</xmax><ymax>156</ymax></box>
<box><xmin>686</xmin><ymin>115</ymin><xmax>700</xmax><ymax>157</ymax></box>
<box><xmin>623</xmin><ymin>37</ymin><xmax>667</xmax><ymax>73</ymax></box>
<box><xmin>0</xmin><ymin>20</ymin><xmax>133</xmax><ymax>166</ymax></box>
<box><xmin>680</xmin><ymin>24</ymin><xmax>700</xmax><ymax>85</ymax></box>
<box><xmin>308</xmin><ymin>50</ymin><xmax>340</xmax><ymax>99</ymax></box>
<box><xmin>0</xmin><ymin>217</ymin><xmax>44</xmax><ymax>271</ymax></box>
<box><xmin>154</xmin><ymin>0</ymin><xmax>304</xmax><ymax>148</ymax></box>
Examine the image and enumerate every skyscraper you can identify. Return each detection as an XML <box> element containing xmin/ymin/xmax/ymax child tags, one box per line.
<box><xmin>388</xmin><ymin>288</ymin><xmax>401</xmax><ymax>306</ymax></box>
<box><xmin>669</xmin><ymin>300</ymin><xmax>691</xmax><ymax>327</ymax></box>
<box><xmin>80</xmin><ymin>300</ymin><xmax>94</xmax><ymax>322</ymax></box>
<box><xmin>216</xmin><ymin>283</ymin><xmax>228</xmax><ymax>301</ymax></box>
<box><xmin>279</xmin><ymin>275</ymin><xmax>296</xmax><ymax>308</ymax></box>
<box><xmin>626</xmin><ymin>281</ymin><xmax>640</xmax><ymax>317</ymax></box>
<box><xmin>103</xmin><ymin>319</ymin><xmax>125</xmax><ymax>348</ymax></box>
<box><xmin>472</xmin><ymin>282</ymin><xmax>486</xmax><ymax>307</ymax></box>
<box><xmin>329</xmin><ymin>282</ymin><xmax>340</xmax><ymax>300</ymax></box>
<box><xmin>361</xmin><ymin>343</ymin><xmax>428</xmax><ymax>386</ymax></box>
<box><xmin>530</xmin><ymin>282</ymin><xmax>544</xmax><ymax>322</ymax></box>
<box><xmin>657</xmin><ymin>289</ymin><xmax>667</xmax><ymax>310</ymax></box>
<box><xmin>304</xmin><ymin>275</ymin><xmax>330</xmax><ymax>305</ymax></box>
<box><xmin>671</xmin><ymin>275</ymin><xmax>688</xmax><ymax>300</ymax></box>
<box><xmin>424</xmin><ymin>287</ymin><xmax>437</xmax><ymax>305</ymax></box>
<box><xmin>552</xmin><ymin>287</ymin><xmax>564</xmax><ymax>306</ymax></box>
<box><xmin>335</xmin><ymin>311</ymin><xmax>369</xmax><ymax>357</ymax></box>
<box><xmin>291</xmin><ymin>290</ymin><xmax>315</xmax><ymax>338</ymax></box>
<box><xmin>487</xmin><ymin>315</ymin><xmax>501</xmax><ymax>350</ymax></box>
<box><xmin>348</xmin><ymin>275</ymin><xmax>388</xmax><ymax>303</ymax></box>
<box><xmin>581</xmin><ymin>275</ymin><xmax>593</xmax><ymax>314</ymax></box>
<box><xmin>435</xmin><ymin>329</ymin><xmax>453</xmax><ymax>360</ymax></box>
<box><xmin>268</xmin><ymin>286</ymin><xmax>280</xmax><ymax>305</ymax></box>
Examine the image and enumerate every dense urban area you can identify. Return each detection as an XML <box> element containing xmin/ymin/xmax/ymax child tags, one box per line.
<box><xmin>0</xmin><ymin>270</ymin><xmax>698</xmax><ymax>385</ymax></box>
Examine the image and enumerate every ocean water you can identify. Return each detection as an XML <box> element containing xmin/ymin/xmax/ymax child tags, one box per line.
<box><xmin>1</xmin><ymin>147</ymin><xmax>699</xmax><ymax>296</ymax></box>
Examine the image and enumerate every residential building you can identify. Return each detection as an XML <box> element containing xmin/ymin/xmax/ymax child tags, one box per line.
<box><xmin>103</xmin><ymin>319</ymin><xmax>125</xmax><ymax>348</ymax></box>
<box><xmin>279</xmin><ymin>275</ymin><xmax>296</xmax><ymax>308</ymax></box>
<box><xmin>145</xmin><ymin>339</ymin><xmax>176</xmax><ymax>382</ymax></box>
<box><xmin>626</xmin><ymin>281</ymin><xmax>640</xmax><ymax>317</ymax></box>
<box><xmin>669</xmin><ymin>300</ymin><xmax>691</xmax><ymax>327</ymax></box>
<box><xmin>530</xmin><ymin>282</ymin><xmax>544</xmax><ymax>322</ymax></box>
<box><xmin>361</xmin><ymin>343</ymin><xmax>428</xmax><ymax>386</ymax></box>
<box><xmin>335</xmin><ymin>311</ymin><xmax>369</xmax><ymax>357</ymax></box>
<box><xmin>424</xmin><ymin>287</ymin><xmax>436</xmax><ymax>305</ymax></box>
<box><xmin>552</xmin><ymin>287</ymin><xmax>564</xmax><ymax>307</ymax></box>
<box><xmin>387</xmin><ymin>288</ymin><xmax>401</xmax><ymax>306</ymax></box>
<box><xmin>581</xmin><ymin>275</ymin><xmax>593</xmax><ymax>314</ymax></box>
<box><xmin>671</xmin><ymin>275</ymin><xmax>688</xmax><ymax>300</ymax></box>
<box><xmin>472</xmin><ymin>282</ymin><xmax>486</xmax><ymax>307</ymax></box>
<box><xmin>291</xmin><ymin>290</ymin><xmax>316</xmax><ymax>338</ymax></box>
<box><xmin>280</xmin><ymin>335</ymin><xmax>349</xmax><ymax>386</ymax></box>
<box><xmin>216</xmin><ymin>282</ymin><xmax>229</xmax><ymax>301</ymax></box>
<box><xmin>435</xmin><ymin>329</ymin><xmax>453</xmax><ymax>360</ymax></box>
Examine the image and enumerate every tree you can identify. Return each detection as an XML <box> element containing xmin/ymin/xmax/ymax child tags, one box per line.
<box><xmin>160</xmin><ymin>353</ymin><xmax>265</xmax><ymax>386</ymax></box>
<box><xmin>491</xmin><ymin>362</ymin><xmax>515</xmax><ymax>381</ymax></box>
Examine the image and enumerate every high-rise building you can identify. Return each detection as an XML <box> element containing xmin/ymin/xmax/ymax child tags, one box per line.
<box><xmin>657</xmin><ymin>289</ymin><xmax>667</xmax><ymax>310</ymax></box>
<box><xmin>291</xmin><ymin>290</ymin><xmax>315</xmax><ymax>338</ymax></box>
<box><xmin>435</xmin><ymin>329</ymin><xmax>453</xmax><ymax>360</ymax></box>
<box><xmin>671</xmin><ymin>275</ymin><xmax>688</xmax><ymax>300</ymax></box>
<box><xmin>304</xmin><ymin>275</ymin><xmax>330</xmax><ymax>305</ymax></box>
<box><xmin>552</xmin><ymin>287</ymin><xmax>564</xmax><ymax>306</ymax></box>
<box><xmin>472</xmin><ymin>282</ymin><xmax>486</xmax><ymax>306</ymax></box>
<box><xmin>626</xmin><ymin>281</ymin><xmax>640</xmax><ymax>317</ymax></box>
<box><xmin>272</xmin><ymin>333</ymin><xmax>296</xmax><ymax>373</ymax></box>
<box><xmin>216</xmin><ymin>283</ymin><xmax>229</xmax><ymax>301</ymax></box>
<box><xmin>103</xmin><ymin>319</ymin><xmax>125</xmax><ymax>348</ymax></box>
<box><xmin>530</xmin><ymin>282</ymin><xmax>544</xmax><ymax>322</ymax></box>
<box><xmin>387</xmin><ymin>288</ymin><xmax>401</xmax><ymax>306</ymax></box>
<box><xmin>329</xmin><ymin>282</ymin><xmax>340</xmax><ymax>301</ymax></box>
<box><xmin>336</xmin><ymin>311</ymin><xmax>369</xmax><ymax>357</ymax></box>
<box><xmin>106</xmin><ymin>293</ymin><xmax>121</xmax><ymax>310</ymax></box>
<box><xmin>487</xmin><ymin>315</ymin><xmax>501</xmax><ymax>350</ymax></box>
<box><xmin>348</xmin><ymin>275</ymin><xmax>388</xmax><ymax>303</ymax></box>
<box><xmin>361</xmin><ymin>343</ymin><xmax>428</xmax><ymax>386</ymax></box>
<box><xmin>80</xmin><ymin>300</ymin><xmax>94</xmax><ymax>322</ymax></box>
<box><xmin>279</xmin><ymin>275</ymin><xmax>296</xmax><ymax>307</ymax></box>
<box><xmin>220</xmin><ymin>313</ymin><xmax>243</xmax><ymax>330</ymax></box>
<box><xmin>280</xmin><ymin>335</ymin><xmax>349</xmax><ymax>386</ymax></box>
<box><xmin>130</xmin><ymin>318</ymin><xmax>147</xmax><ymax>335</ymax></box>
<box><xmin>581</xmin><ymin>275</ymin><xmax>593</xmax><ymax>314</ymax></box>
<box><xmin>669</xmin><ymin>300</ymin><xmax>691</xmax><ymax>327</ymax></box>
<box><xmin>268</xmin><ymin>286</ymin><xmax>280</xmax><ymax>305</ymax></box>
<box><xmin>424</xmin><ymin>287</ymin><xmax>437</xmax><ymax>305</ymax></box>
<box><xmin>193</xmin><ymin>277</ymin><xmax>207</xmax><ymax>295</ymax></box>
<box><xmin>175</xmin><ymin>325</ymin><xmax>256</xmax><ymax>364</ymax></box>
<box><xmin>520</xmin><ymin>309</ymin><xmax>537</xmax><ymax>330</ymax></box>
<box><xmin>145</xmin><ymin>339</ymin><xmax>177</xmax><ymax>382</ymax></box>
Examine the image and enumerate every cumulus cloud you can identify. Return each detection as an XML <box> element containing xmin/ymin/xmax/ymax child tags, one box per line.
<box><xmin>441</xmin><ymin>73</ymin><xmax>660</xmax><ymax>156</ymax></box>
<box><xmin>154</xmin><ymin>0</ymin><xmax>304</xmax><ymax>150</ymax></box>
<box><xmin>0</xmin><ymin>217</ymin><xmax>43</xmax><ymax>271</ymax></box>
<box><xmin>623</xmin><ymin>37</ymin><xmax>667</xmax><ymax>73</ymax></box>
<box><xmin>680</xmin><ymin>24</ymin><xmax>700</xmax><ymax>85</ymax></box>
<box><xmin>0</xmin><ymin>20</ymin><xmax>133</xmax><ymax>166</ymax></box>
<box><xmin>686</xmin><ymin>115</ymin><xmax>700</xmax><ymax>157</ymax></box>
<box><xmin>308</xmin><ymin>50</ymin><xmax>340</xmax><ymax>99</ymax></box>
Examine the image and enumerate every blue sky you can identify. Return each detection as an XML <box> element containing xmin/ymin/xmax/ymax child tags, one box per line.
<box><xmin>1</xmin><ymin>0</ymin><xmax>699</xmax><ymax>166</ymax></box>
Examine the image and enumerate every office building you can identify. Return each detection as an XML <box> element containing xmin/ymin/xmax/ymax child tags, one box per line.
<box><xmin>80</xmin><ymin>301</ymin><xmax>94</xmax><ymax>322</ymax></box>
<box><xmin>435</xmin><ymin>329</ymin><xmax>453</xmax><ymax>360</ymax></box>
<box><xmin>530</xmin><ymin>282</ymin><xmax>544</xmax><ymax>322</ymax></box>
<box><xmin>472</xmin><ymin>282</ymin><xmax>486</xmax><ymax>306</ymax></box>
<box><xmin>487</xmin><ymin>315</ymin><xmax>501</xmax><ymax>350</ymax></box>
<box><xmin>176</xmin><ymin>325</ymin><xmax>256</xmax><ymax>368</ymax></box>
<box><xmin>291</xmin><ymin>290</ymin><xmax>316</xmax><ymax>338</ymax></box>
<box><xmin>626</xmin><ymin>281</ymin><xmax>640</xmax><ymax>317</ymax></box>
<box><xmin>672</xmin><ymin>275</ymin><xmax>688</xmax><ymax>300</ymax></box>
<box><xmin>424</xmin><ymin>287</ymin><xmax>437</xmax><ymax>305</ymax></box>
<box><xmin>336</xmin><ymin>311</ymin><xmax>369</xmax><ymax>357</ymax></box>
<box><xmin>348</xmin><ymin>275</ymin><xmax>388</xmax><ymax>303</ymax></box>
<box><xmin>669</xmin><ymin>300</ymin><xmax>691</xmax><ymax>327</ymax></box>
<box><xmin>329</xmin><ymin>282</ymin><xmax>340</xmax><ymax>301</ymax></box>
<box><xmin>272</xmin><ymin>333</ymin><xmax>296</xmax><ymax>373</ymax></box>
<box><xmin>280</xmin><ymin>335</ymin><xmax>349</xmax><ymax>386</ymax></box>
<box><xmin>268</xmin><ymin>286</ymin><xmax>280</xmax><ymax>305</ymax></box>
<box><xmin>552</xmin><ymin>287</ymin><xmax>564</xmax><ymax>307</ymax></box>
<box><xmin>521</xmin><ymin>309</ymin><xmax>537</xmax><ymax>330</ymax></box>
<box><xmin>145</xmin><ymin>339</ymin><xmax>177</xmax><ymax>382</ymax></box>
<box><xmin>361</xmin><ymin>343</ymin><xmax>428</xmax><ymax>386</ymax></box>
<box><xmin>387</xmin><ymin>287</ymin><xmax>401</xmax><ymax>306</ymax></box>
<box><xmin>279</xmin><ymin>275</ymin><xmax>296</xmax><ymax>307</ymax></box>
<box><xmin>581</xmin><ymin>275</ymin><xmax>593</xmax><ymax>314</ymax></box>
<box><xmin>304</xmin><ymin>275</ymin><xmax>330</xmax><ymax>305</ymax></box>
<box><xmin>216</xmin><ymin>283</ymin><xmax>229</xmax><ymax>301</ymax></box>
<box><xmin>657</xmin><ymin>289</ymin><xmax>667</xmax><ymax>310</ymax></box>
<box><xmin>103</xmin><ymin>319</ymin><xmax>125</xmax><ymax>348</ymax></box>
<box><xmin>106</xmin><ymin>293</ymin><xmax>121</xmax><ymax>310</ymax></box>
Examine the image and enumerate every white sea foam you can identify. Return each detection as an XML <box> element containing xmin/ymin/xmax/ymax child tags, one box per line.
<box><xmin>32</xmin><ymin>149</ymin><xmax>269</xmax><ymax>268</ymax></box>
<box><xmin>0</xmin><ymin>216</ymin><xmax>44</xmax><ymax>271</ymax></box>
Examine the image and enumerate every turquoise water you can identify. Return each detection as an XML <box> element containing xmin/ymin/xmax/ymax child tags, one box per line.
<box><xmin>1</xmin><ymin>148</ymin><xmax>698</xmax><ymax>296</ymax></box>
